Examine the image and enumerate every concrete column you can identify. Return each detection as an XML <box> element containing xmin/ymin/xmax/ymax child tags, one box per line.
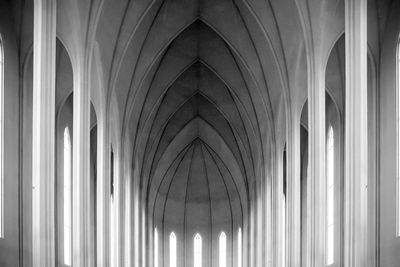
<box><xmin>344</xmin><ymin>0</ymin><xmax>368</xmax><ymax>266</ymax></box>
<box><xmin>133</xmin><ymin>180</ymin><xmax>140</xmax><ymax>267</ymax></box>
<box><xmin>276</xmin><ymin>146</ymin><xmax>285</xmax><ymax>267</ymax></box>
<box><xmin>72</xmin><ymin>62</ymin><xmax>91</xmax><ymax>266</ymax></box>
<box><xmin>32</xmin><ymin>0</ymin><xmax>56</xmax><ymax>266</ymax></box>
<box><xmin>124</xmin><ymin>175</ymin><xmax>132</xmax><ymax>267</ymax></box>
<box><xmin>264</xmin><ymin>150</ymin><xmax>273</xmax><ymax>267</ymax></box>
<box><xmin>115</xmin><ymin>150</ymin><xmax>121</xmax><ymax>267</ymax></box>
<box><xmin>307</xmin><ymin>60</ymin><xmax>326</xmax><ymax>266</ymax></box>
<box><xmin>97</xmin><ymin>118</ymin><xmax>110</xmax><ymax>266</ymax></box>
<box><xmin>287</xmin><ymin>119</ymin><xmax>301</xmax><ymax>266</ymax></box>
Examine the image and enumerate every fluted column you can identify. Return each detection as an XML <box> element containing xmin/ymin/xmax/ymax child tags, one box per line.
<box><xmin>307</xmin><ymin>60</ymin><xmax>326</xmax><ymax>266</ymax></box>
<box><xmin>97</xmin><ymin>118</ymin><xmax>110</xmax><ymax>266</ymax></box>
<box><xmin>264</xmin><ymin>152</ymin><xmax>273</xmax><ymax>267</ymax></box>
<box><xmin>287</xmin><ymin>119</ymin><xmax>301</xmax><ymax>266</ymax></box>
<box><xmin>344</xmin><ymin>0</ymin><xmax>368</xmax><ymax>266</ymax></box>
<box><xmin>32</xmin><ymin>0</ymin><xmax>56</xmax><ymax>266</ymax></box>
<box><xmin>124</xmin><ymin>175</ymin><xmax>132</xmax><ymax>267</ymax></box>
<box><xmin>72</xmin><ymin>62</ymin><xmax>91</xmax><ymax>266</ymax></box>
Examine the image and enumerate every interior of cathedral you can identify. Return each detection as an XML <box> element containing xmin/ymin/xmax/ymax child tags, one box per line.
<box><xmin>0</xmin><ymin>0</ymin><xmax>398</xmax><ymax>266</ymax></box>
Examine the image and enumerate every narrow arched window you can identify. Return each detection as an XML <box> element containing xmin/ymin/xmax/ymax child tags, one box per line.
<box><xmin>63</xmin><ymin>127</ymin><xmax>72</xmax><ymax>265</ymax></box>
<box><xmin>238</xmin><ymin>228</ymin><xmax>242</xmax><ymax>267</ymax></box>
<box><xmin>194</xmin><ymin>233</ymin><xmax>202</xmax><ymax>267</ymax></box>
<box><xmin>154</xmin><ymin>228</ymin><xmax>158</xmax><ymax>267</ymax></box>
<box><xmin>219</xmin><ymin>232</ymin><xmax>226</xmax><ymax>267</ymax></box>
<box><xmin>0</xmin><ymin>36</ymin><xmax>4</xmax><ymax>239</ymax></box>
<box><xmin>282</xmin><ymin>148</ymin><xmax>287</xmax><ymax>266</ymax></box>
<box><xmin>110</xmin><ymin>149</ymin><xmax>115</xmax><ymax>266</ymax></box>
<box><xmin>326</xmin><ymin>126</ymin><xmax>334</xmax><ymax>265</ymax></box>
<box><xmin>169</xmin><ymin>232</ymin><xmax>176</xmax><ymax>267</ymax></box>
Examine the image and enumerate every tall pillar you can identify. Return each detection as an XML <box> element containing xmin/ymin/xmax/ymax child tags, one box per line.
<box><xmin>264</xmin><ymin>149</ymin><xmax>273</xmax><ymax>267</ymax></box>
<box><xmin>287</xmin><ymin>119</ymin><xmax>301</xmax><ymax>266</ymax></box>
<box><xmin>344</xmin><ymin>0</ymin><xmax>368</xmax><ymax>266</ymax></box>
<box><xmin>32</xmin><ymin>0</ymin><xmax>56</xmax><ymax>266</ymax></box>
<box><xmin>124</xmin><ymin>174</ymin><xmax>132</xmax><ymax>267</ymax></box>
<box><xmin>97</xmin><ymin>118</ymin><xmax>110</xmax><ymax>266</ymax></box>
<box><xmin>72</xmin><ymin>62</ymin><xmax>91</xmax><ymax>266</ymax></box>
<box><xmin>307</xmin><ymin>60</ymin><xmax>326</xmax><ymax>266</ymax></box>
<box><xmin>133</xmin><ymin>180</ymin><xmax>140</xmax><ymax>267</ymax></box>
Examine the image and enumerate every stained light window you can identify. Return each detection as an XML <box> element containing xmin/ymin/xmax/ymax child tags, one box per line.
<box><xmin>326</xmin><ymin>126</ymin><xmax>334</xmax><ymax>265</ymax></box>
<box><xmin>194</xmin><ymin>233</ymin><xmax>202</xmax><ymax>267</ymax></box>
<box><xmin>170</xmin><ymin>232</ymin><xmax>176</xmax><ymax>267</ymax></box>
<box><xmin>238</xmin><ymin>228</ymin><xmax>242</xmax><ymax>267</ymax></box>
<box><xmin>219</xmin><ymin>232</ymin><xmax>226</xmax><ymax>267</ymax></box>
<box><xmin>63</xmin><ymin>127</ymin><xmax>72</xmax><ymax>265</ymax></box>
<box><xmin>154</xmin><ymin>228</ymin><xmax>158</xmax><ymax>267</ymax></box>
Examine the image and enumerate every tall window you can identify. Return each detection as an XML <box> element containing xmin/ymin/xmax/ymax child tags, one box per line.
<box><xmin>238</xmin><ymin>228</ymin><xmax>242</xmax><ymax>267</ymax></box>
<box><xmin>154</xmin><ymin>228</ymin><xmax>158</xmax><ymax>267</ymax></box>
<box><xmin>170</xmin><ymin>232</ymin><xmax>176</xmax><ymax>267</ymax></box>
<box><xmin>0</xmin><ymin>36</ymin><xmax>4</xmax><ymax>239</ymax></box>
<box><xmin>282</xmin><ymin>148</ymin><xmax>287</xmax><ymax>266</ymax></box>
<box><xmin>326</xmin><ymin>126</ymin><xmax>334</xmax><ymax>265</ymax></box>
<box><xmin>194</xmin><ymin>233</ymin><xmax>202</xmax><ymax>267</ymax></box>
<box><xmin>219</xmin><ymin>232</ymin><xmax>226</xmax><ymax>267</ymax></box>
<box><xmin>63</xmin><ymin>127</ymin><xmax>72</xmax><ymax>265</ymax></box>
<box><xmin>110</xmin><ymin>149</ymin><xmax>115</xmax><ymax>266</ymax></box>
<box><xmin>397</xmin><ymin>36</ymin><xmax>400</xmax><ymax>236</ymax></box>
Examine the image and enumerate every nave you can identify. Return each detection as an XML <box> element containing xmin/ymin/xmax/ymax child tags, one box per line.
<box><xmin>0</xmin><ymin>0</ymin><xmax>398</xmax><ymax>266</ymax></box>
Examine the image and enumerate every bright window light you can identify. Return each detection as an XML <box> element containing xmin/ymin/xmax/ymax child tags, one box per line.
<box><xmin>219</xmin><ymin>232</ymin><xmax>226</xmax><ymax>267</ymax></box>
<box><xmin>170</xmin><ymin>232</ymin><xmax>176</xmax><ymax>267</ymax></box>
<box><xmin>326</xmin><ymin>126</ymin><xmax>334</xmax><ymax>265</ymax></box>
<box><xmin>194</xmin><ymin>233</ymin><xmax>202</xmax><ymax>267</ymax></box>
<box><xmin>63</xmin><ymin>127</ymin><xmax>72</xmax><ymax>265</ymax></box>
<box><xmin>154</xmin><ymin>228</ymin><xmax>158</xmax><ymax>267</ymax></box>
<box><xmin>238</xmin><ymin>228</ymin><xmax>242</xmax><ymax>267</ymax></box>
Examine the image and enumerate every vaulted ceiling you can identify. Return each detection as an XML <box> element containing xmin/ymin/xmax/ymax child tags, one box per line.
<box><xmin>93</xmin><ymin>0</ymin><xmax>307</xmax><ymax>213</ymax></box>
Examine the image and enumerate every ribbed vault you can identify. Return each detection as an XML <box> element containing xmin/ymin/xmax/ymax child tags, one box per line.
<box><xmin>94</xmin><ymin>0</ymin><xmax>305</xmax><ymax>264</ymax></box>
